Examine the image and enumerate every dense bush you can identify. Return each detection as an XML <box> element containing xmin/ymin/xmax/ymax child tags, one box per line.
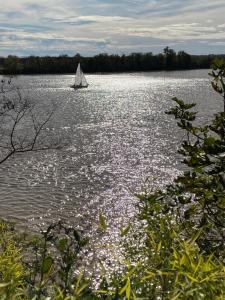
<box><xmin>1</xmin><ymin>62</ymin><xmax>225</xmax><ymax>299</ymax></box>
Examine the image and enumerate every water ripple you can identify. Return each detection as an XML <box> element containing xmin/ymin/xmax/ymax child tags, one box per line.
<box><xmin>0</xmin><ymin>70</ymin><xmax>222</xmax><ymax>239</ymax></box>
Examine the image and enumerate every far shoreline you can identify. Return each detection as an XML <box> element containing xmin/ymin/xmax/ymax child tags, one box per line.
<box><xmin>1</xmin><ymin>47</ymin><xmax>223</xmax><ymax>75</ymax></box>
<box><xmin>0</xmin><ymin>67</ymin><xmax>210</xmax><ymax>76</ymax></box>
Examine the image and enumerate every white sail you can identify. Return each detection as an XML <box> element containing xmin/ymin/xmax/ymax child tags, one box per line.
<box><xmin>81</xmin><ymin>72</ymin><xmax>88</xmax><ymax>87</ymax></box>
<box><xmin>73</xmin><ymin>63</ymin><xmax>88</xmax><ymax>88</ymax></box>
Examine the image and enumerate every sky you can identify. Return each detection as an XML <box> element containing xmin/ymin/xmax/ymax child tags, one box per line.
<box><xmin>0</xmin><ymin>0</ymin><xmax>225</xmax><ymax>56</ymax></box>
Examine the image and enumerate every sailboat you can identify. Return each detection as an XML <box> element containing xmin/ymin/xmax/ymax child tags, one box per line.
<box><xmin>71</xmin><ymin>63</ymin><xmax>88</xmax><ymax>89</ymax></box>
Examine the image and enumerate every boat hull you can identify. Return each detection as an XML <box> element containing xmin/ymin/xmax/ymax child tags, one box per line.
<box><xmin>70</xmin><ymin>84</ymin><xmax>88</xmax><ymax>89</ymax></box>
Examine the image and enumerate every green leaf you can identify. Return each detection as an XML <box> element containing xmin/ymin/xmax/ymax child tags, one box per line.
<box><xmin>57</xmin><ymin>238</ymin><xmax>68</xmax><ymax>252</ymax></box>
<box><xmin>0</xmin><ymin>282</ymin><xmax>10</xmax><ymax>288</ymax></box>
<box><xmin>98</xmin><ymin>213</ymin><xmax>107</xmax><ymax>231</ymax></box>
<box><xmin>120</xmin><ymin>223</ymin><xmax>131</xmax><ymax>237</ymax></box>
<box><xmin>76</xmin><ymin>282</ymin><xmax>89</xmax><ymax>295</ymax></box>
<box><xmin>204</xmin><ymin>136</ymin><xmax>216</xmax><ymax>146</ymax></box>
<box><xmin>42</xmin><ymin>256</ymin><xmax>53</xmax><ymax>274</ymax></box>
<box><xmin>185</xmin><ymin>273</ymin><xmax>199</xmax><ymax>283</ymax></box>
<box><xmin>120</xmin><ymin>278</ymin><xmax>131</xmax><ymax>300</ymax></box>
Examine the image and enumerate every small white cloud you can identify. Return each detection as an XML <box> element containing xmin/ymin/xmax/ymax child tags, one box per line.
<box><xmin>78</xmin><ymin>15</ymin><xmax>132</xmax><ymax>23</ymax></box>
<box><xmin>218</xmin><ymin>24</ymin><xmax>225</xmax><ymax>28</ymax></box>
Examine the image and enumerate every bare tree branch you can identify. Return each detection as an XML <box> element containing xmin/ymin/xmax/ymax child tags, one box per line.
<box><xmin>0</xmin><ymin>78</ymin><xmax>60</xmax><ymax>164</ymax></box>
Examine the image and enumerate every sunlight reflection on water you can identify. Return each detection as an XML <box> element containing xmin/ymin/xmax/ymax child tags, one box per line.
<box><xmin>0</xmin><ymin>70</ymin><xmax>222</xmax><ymax>246</ymax></box>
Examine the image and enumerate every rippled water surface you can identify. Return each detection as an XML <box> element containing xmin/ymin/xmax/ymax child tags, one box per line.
<box><xmin>0</xmin><ymin>70</ymin><xmax>222</xmax><ymax>233</ymax></box>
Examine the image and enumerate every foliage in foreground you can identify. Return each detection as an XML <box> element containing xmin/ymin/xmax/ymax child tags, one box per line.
<box><xmin>1</xmin><ymin>61</ymin><xmax>225</xmax><ymax>299</ymax></box>
<box><xmin>0</xmin><ymin>220</ymin><xmax>96</xmax><ymax>299</ymax></box>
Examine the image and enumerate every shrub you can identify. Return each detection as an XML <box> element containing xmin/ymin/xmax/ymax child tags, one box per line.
<box><xmin>0</xmin><ymin>221</ymin><xmax>25</xmax><ymax>299</ymax></box>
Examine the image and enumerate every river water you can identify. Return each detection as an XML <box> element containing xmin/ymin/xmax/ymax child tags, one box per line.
<box><xmin>0</xmin><ymin>70</ymin><xmax>222</xmax><ymax>235</ymax></box>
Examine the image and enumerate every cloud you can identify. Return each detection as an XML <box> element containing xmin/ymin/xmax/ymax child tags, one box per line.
<box><xmin>120</xmin><ymin>23</ymin><xmax>224</xmax><ymax>40</ymax></box>
<box><xmin>0</xmin><ymin>0</ymin><xmax>225</xmax><ymax>56</ymax></box>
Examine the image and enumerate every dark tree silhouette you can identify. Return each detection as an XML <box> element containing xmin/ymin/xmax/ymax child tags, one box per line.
<box><xmin>1</xmin><ymin>48</ymin><xmax>224</xmax><ymax>75</ymax></box>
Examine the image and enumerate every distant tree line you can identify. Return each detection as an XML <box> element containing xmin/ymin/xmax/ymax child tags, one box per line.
<box><xmin>0</xmin><ymin>47</ymin><xmax>224</xmax><ymax>75</ymax></box>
